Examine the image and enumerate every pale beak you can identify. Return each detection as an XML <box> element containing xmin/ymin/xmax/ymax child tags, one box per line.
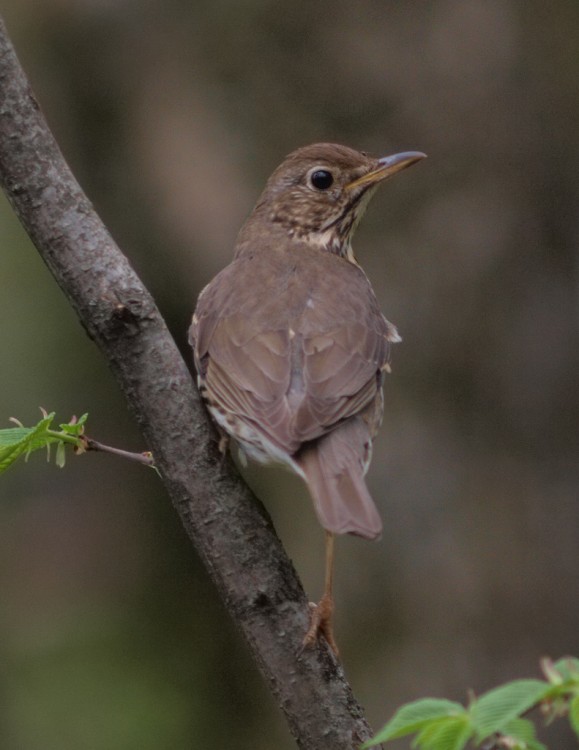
<box><xmin>346</xmin><ymin>151</ymin><xmax>427</xmax><ymax>190</ymax></box>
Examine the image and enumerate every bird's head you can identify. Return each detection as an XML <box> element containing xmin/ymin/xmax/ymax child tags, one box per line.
<box><xmin>244</xmin><ymin>143</ymin><xmax>425</xmax><ymax>261</ymax></box>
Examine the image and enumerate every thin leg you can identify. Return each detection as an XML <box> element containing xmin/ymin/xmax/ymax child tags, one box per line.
<box><xmin>303</xmin><ymin>531</ymin><xmax>339</xmax><ymax>655</ymax></box>
<box><xmin>323</xmin><ymin>530</ymin><xmax>335</xmax><ymax>603</ymax></box>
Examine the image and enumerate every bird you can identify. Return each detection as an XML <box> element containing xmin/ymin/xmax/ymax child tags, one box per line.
<box><xmin>189</xmin><ymin>143</ymin><xmax>425</xmax><ymax>654</ymax></box>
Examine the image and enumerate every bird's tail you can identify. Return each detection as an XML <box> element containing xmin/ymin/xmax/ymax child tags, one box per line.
<box><xmin>297</xmin><ymin>418</ymin><xmax>382</xmax><ymax>540</ymax></box>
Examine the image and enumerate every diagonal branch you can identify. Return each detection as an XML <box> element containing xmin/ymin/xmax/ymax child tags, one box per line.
<box><xmin>0</xmin><ymin>16</ymin><xmax>380</xmax><ymax>750</ymax></box>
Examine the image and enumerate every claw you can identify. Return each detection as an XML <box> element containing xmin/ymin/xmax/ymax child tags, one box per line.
<box><xmin>302</xmin><ymin>593</ymin><xmax>339</xmax><ymax>656</ymax></box>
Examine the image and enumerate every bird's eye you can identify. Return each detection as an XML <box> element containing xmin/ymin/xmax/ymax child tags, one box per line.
<box><xmin>310</xmin><ymin>169</ymin><xmax>334</xmax><ymax>190</ymax></box>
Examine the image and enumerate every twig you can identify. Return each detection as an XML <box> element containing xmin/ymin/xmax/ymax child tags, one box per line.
<box><xmin>80</xmin><ymin>436</ymin><xmax>155</xmax><ymax>467</ymax></box>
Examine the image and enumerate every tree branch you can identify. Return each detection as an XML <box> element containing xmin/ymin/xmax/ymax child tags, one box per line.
<box><xmin>0</xmin><ymin>16</ymin><xmax>379</xmax><ymax>750</ymax></box>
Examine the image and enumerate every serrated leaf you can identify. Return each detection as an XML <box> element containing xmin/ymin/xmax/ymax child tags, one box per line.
<box><xmin>470</xmin><ymin>680</ymin><xmax>550</xmax><ymax>742</ymax></box>
<box><xmin>569</xmin><ymin>694</ymin><xmax>579</xmax><ymax>739</ymax></box>
<box><xmin>0</xmin><ymin>413</ymin><xmax>55</xmax><ymax>474</ymax></box>
<box><xmin>0</xmin><ymin>412</ymin><xmax>88</xmax><ymax>476</ymax></box>
<box><xmin>362</xmin><ymin>699</ymin><xmax>466</xmax><ymax>747</ymax></box>
<box><xmin>413</xmin><ymin>715</ymin><xmax>472</xmax><ymax>750</ymax></box>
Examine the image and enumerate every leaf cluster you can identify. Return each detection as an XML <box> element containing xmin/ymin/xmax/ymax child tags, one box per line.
<box><xmin>0</xmin><ymin>411</ymin><xmax>88</xmax><ymax>474</ymax></box>
<box><xmin>363</xmin><ymin>657</ymin><xmax>579</xmax><ymax>750</ymax></box>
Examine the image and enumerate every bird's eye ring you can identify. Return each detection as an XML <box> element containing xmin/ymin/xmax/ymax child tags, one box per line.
<box><xmin>309</xmin><ymin>169</ymin><xmax>334</xmax><ymax>190</ymax></box>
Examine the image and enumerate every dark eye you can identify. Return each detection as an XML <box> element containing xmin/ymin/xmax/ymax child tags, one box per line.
<box><xmin>310</xmin><ymin>169</ymin><xmax>334</xmax><ymax>190</ymax></box>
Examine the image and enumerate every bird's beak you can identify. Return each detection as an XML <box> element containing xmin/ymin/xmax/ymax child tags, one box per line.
<box><xmin>346</xmin><ymin>151</ymin><xmax>427</xmax><ymax>190</ymax></box>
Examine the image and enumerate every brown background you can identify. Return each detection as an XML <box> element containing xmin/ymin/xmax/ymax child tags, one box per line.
<box><xmin>1</xmin><ymin>2</ymin><xmax>578</xmax><ymax>748</ymax></box>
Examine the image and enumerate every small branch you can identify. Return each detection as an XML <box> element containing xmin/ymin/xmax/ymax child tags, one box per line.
<box><xmin>81</xmin><ymin>436</ymin><xmax>155</xmax><ymax>467</ymax></box>
<box><xmin>0</xmin><ymin>15</ymin><xmax>379</xmax><ymax>750</ymax></box>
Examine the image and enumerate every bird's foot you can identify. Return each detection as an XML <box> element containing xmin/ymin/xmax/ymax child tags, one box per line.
<box><xmin>302</xmin><ymin>593</ymin><xmax>339</xmax><ymax>656</ymax></box>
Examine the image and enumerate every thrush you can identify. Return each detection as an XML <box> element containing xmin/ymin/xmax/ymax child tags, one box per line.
<box><xmin>189</xmin><ymin>143</ymin><xmax>425</xmax><ymax>654</ymax></box>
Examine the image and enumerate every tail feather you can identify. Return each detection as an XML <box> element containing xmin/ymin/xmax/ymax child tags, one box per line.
<box><xmin>297</xmin><ymin>418</ymin><xmax>382</xmax><ymax>540</ymax></box>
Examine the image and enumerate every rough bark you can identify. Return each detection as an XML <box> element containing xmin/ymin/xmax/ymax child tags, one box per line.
<box><xmin>0</xmin><ymin>16</ymin><xmax>379</xmax><ymax>750</ymax></box>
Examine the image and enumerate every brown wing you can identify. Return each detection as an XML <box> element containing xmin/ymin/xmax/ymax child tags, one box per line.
<box><xmin>190</xmin><ymin>246</ymin><xmax>397</xmax><ymax>456</ymax></box>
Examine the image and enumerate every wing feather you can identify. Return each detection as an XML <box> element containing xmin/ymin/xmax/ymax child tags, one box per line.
<box><xmin>191</xmin><ymin>246</ymin><xmax>395</xmax><ymax>456</ymax></box>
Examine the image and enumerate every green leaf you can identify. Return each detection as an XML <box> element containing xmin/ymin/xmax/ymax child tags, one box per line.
<box><xmin>0</xmin><ymin>413</ymin><xmax>56</xmax><ymax>474</ymax></box>
<box><xmin>413</xmin><ymin>715</ymin><xmax>472</xmax><ymax>750</ymax></box>
<box><xmin>502</xmin><ymin>717</ymin><xmax>537</xmax><ymax>742</ymax></box>
<box><xmin>362</xmin><ymin>699</ymin><xmax>466</xmax><ymax>747</ymax></box>
<box><xmin>550</xmin><ymin>657</ymin><xmax>579</xmax><ymax>684</ymax></box>
<box><xmin>59</xmin><ymin>413</ymin><xmax>88</xmax><ymax>436</ymax></box>
<box><xmin>470</xmin><ymin>680</ymin><xmax>550</xmax><ymax>742</ymax></box>
<box><xmin>569</xmin><ymin>694</ymin><xmax>579</xmax><ymax>739</ymax></box>
<box><xmin>500</xmin><ymin>717</ymin><xmax>547</xmax><ymax>749</ymax></box>
<box><xmin>0</xmin><ymin>412</ymin><xmax>88</xmax><ymax>475</ymax></box>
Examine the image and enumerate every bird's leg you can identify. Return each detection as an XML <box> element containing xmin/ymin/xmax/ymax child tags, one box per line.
<box><xmin>303</xmin><ymin>531</ymin><xmax>339</xmax><ymax>655</ymax></box>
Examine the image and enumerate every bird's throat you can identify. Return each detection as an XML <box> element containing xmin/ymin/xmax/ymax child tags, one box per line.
<box><xmin>300</xmin><ymin>227</ymin><xmax>357</xmax><ymax>264</ymax></box>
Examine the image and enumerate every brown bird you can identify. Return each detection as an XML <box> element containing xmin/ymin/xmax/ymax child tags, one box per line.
<box><xmin>189</xmin><ymin>143</ymin><xmax>425</xmax><ymax>654</ymax></box>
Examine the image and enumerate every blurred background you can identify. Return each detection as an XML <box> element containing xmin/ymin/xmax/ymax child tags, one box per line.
<box><xmin>1</xmin><ymin>1</ymin><xmax>578</xmax><ymax>748</ymax></box>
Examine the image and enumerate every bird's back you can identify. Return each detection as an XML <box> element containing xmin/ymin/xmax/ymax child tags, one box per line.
<box><xmin>191</xmin><ymin>241</ymin><xmax>396</xmax><ymax>458</ymax></box>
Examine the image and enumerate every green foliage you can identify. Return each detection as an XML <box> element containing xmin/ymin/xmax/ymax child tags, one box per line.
<box><xmin>500</xmin><ymin>717</ymin><xmax>546</xmax><ymax>750</ymax></box>
<box><xmin>469</xmin><ymin>680</ymin><xmax>550</xmax><ymax>742</ymax></box>
<box><xmin>0</xmin><ymin>411</ymin><xmax>87</xmax><ymax>474</ymax></box>
<box><xmin>363</xmin><ymin>699</ymin><xmax>466</xmax><ymax>744</ymax></box>
<box><xmin>413</xmin><ymin>714</ymin><xmax>471</xmax><ymax>750</ymax></box>
<box><xmin>363</xmin><ymin>657</ymin><xmax>579</xmax><ymax>750</ymax></box>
